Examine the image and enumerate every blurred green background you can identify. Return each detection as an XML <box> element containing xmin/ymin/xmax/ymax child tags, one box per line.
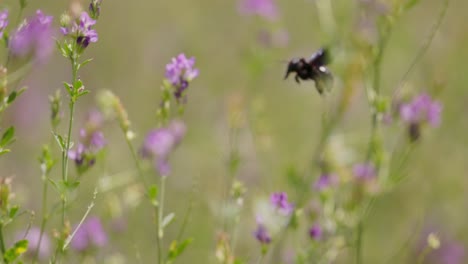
<box><xmin>1</xmin><ymin>0</ymin><xmax>468</xmax><ymax>263</ymax></box>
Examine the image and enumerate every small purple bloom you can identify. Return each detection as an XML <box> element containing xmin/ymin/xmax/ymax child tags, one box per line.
<box><xmin>270</xmin><ymin>192</ymin><xmax>294</xmax><ymax>215</ymax></box>
<box><xmin>165</xmin><ymin>53</ymin><xmax>199</xmax><ymax>103</ymax></box>
<box><xmin>399</xmin><ymin>93</ymin><xmax>442</xmax><ymax>127</ymax></box>
<box><xmin>71</xmin><ymin>216</ymin><xmax>108</xmax><ymax>252</ymax></box>
<box><xmin>253</xmin><ymin>218</ymin><xmax>271</xmax><ymax>244</ymax></box>
<box><xmin>353</xmin><ymin>163</ymin><xmax>376</xmax><ymax>181</ymax></box>
<box><xmin>309</xmin><ymin>223</ymin><xmax>322</xmax><ymax>240</ymax></box>
<box><xmin>0</xmin><ymin>10</ymin><xmax>8</xmax><ymax>39</ymax></box>
<box><xmin>62</xmin><ymin>12</ymin><xmax>98</xmax><ymax>48</ymax></box>
<box><xmin>238</xmin><ymin>0</ymin><xmax>279</xmax><ymax>21</ymax></box>
<box><xmin>69</xmin><ymin>111</ymin><xmax>106</xmax><ymax>172</ymax></box>
<box><xmin>314</xmin><ymin>174</ymin><xmax>338</xmax><ymax>191</ymax></box>
<box><xmin>16</xmin><ymin>227</ymin><xmax>51</xmax><ymax>260</ymax></box>
<box><xmin>141</xmin><ymin>120</ymin><xmax>187</xmax><ymax>176</ymax></box>
<box><xmin>9</xmin><ymin>10</ymin><xmax>54</xmax><ymax>63</ymax></box>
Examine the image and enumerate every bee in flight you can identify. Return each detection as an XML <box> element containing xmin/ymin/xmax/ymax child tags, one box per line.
<box><xmin>284</xmin><ymin>48</ymin><xmax>333</xmax><ymax>95</ymax></box>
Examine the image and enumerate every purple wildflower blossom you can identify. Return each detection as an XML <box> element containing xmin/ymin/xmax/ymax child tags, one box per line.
<box><xmin>253</xmin><ymin>217</ymin><xmax>271</xmax><ymax>244</ymax></box>
<box><xmin>141</xmin><ymin>120</ymin><xmax>187</xmax><ymax>176</ymax></box>
<box><xmin>71</xmin><ymin>216</ymin><xmax>108</xmax><ymax>252</ymax></box>
<box><xmin>238</xmin><ymin>0</ymin><xmax>279</xmax><ymax>21</ymax></box>
<box><xmin>165</xmin><ymin>53</ymin><xmax>199</xmax><ymax>103</ymax></box>
<box><xmin>0</xmin><ymin>10</ymin><xmax>8</xmax><ymax>39</ymax></box>
<box><xmin>69</xmin><ymin>111</ymin><xmax>106</xmax><ymax>172</ymax></box>
<box><xmin>399</xmin><ymin>93</ymin><xmax>442</xmax><ymax>127</ymax></box>
<box><xmin>309</xmin><ymin>223</ymin><xmax>322</xmax><ymax>240</ymax></box>
<box><xmin>270</xmin><ymin>192</ymin><xmax>294</xmax><ymax>215</ymax></box>
<box><xmin>16</xmin><ymin>227</ymin><xmax>51</xmax><ymax>260</ymax></box>
<box><xmin>61</xmin><ymin>12</ymin><xmax>98</xmax><ymax>48</ymax></box>
<box><xmin>353</xmin><ymin>163</ymin><xmax>376</xmax><ymax>181</ymax></box>
<box><xmin>314</xmin><ymin>174</ymin><xmax>338</xmax><ymax>191</ymax></box>
<box><xmin>9</xmin><ymin>10</ymin><xmax>54</xmax><ymax>63</ymax></box>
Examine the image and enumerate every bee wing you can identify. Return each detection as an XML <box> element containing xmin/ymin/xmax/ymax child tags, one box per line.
<box><xmin>309</xmin><ymin>48</ymin><xmax>331</xmax><ymax>67</ymax></box>
<box><xmin>313</xmin><ymin>66</ymin><xmax>333</xmax><ymax>94</ymax></box>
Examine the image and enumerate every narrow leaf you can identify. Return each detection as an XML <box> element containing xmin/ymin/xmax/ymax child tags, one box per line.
<box><xmin>1</xmin><ymin>126</ymin><xmax>15</xmax><ymax>147</ymax></box>
<box><xmin>162</xmin><ymin>213</ymin><xmax>175</xmax><ymax>228</ymax></box>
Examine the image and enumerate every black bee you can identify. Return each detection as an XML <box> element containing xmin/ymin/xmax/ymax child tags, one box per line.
<box><xmin>284</xmin><ymin>48</ymin><xmax>333</xmax><ymax>94</ymax></box>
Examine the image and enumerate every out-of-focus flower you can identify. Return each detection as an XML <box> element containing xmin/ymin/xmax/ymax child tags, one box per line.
<box><xmin>61</xmin><ymin>12</ymin><xmax>98</xmax><ymax>48</ymax></box>
<box><xmin>71</xmin><ymin>216</ymin><xmax>108</xmax><ymax>252</ymax></box>
<box><xmin>141</xmin><ymin>120</ymin><xmax>186</xmax><ymax>176</ymax></box>
<box><xmin>314</xmin><ymin>173</ymin><xmax>338</xmax><ymax>191</ymax></box>
<box><xmin>165</xmin><ymin>53</ymin><xmax>199</xmax><ymax>103</ymax></box>
<box><xmin>353</xmin><ymin>162</ymin><xmax>376</xmax><ymax>181</ymax></box>
<box><xmin>89</xmin><ymin>0</ymin><xmax>103</xmax><ymax>19</ymax></box>
<box><xmin>253</xmin><ymin>217</ymin><xmax>271</xmax><ymax>244</ymax></box>
<box><xmin>9</xmin><ymin>10</ymin><xmax>54</xmax><ymax>63</ymax></box>
<box><xmin>238</xmin><ymin>0</ymin><xmax>279</xmax><ymax>21</ymax></box>
<box><xmin>270</xmin><ymin>192</ymin><xmax>293</xmax><ymax>215</ymax></box>
<box><xmin>417</xmin><ymin>226</ymin><xmax>466</xmax><ymax>264</ymax></box>
<box><xmin>399</xmin><ymin>93</ymin><xmax>442</xmax><ymax>127</ymax></box>
<box><xmin>309</xmin><ymin>223</ymin><xmax>322</xmax><ymax>241</ymax></box>
<box><xmin>69</xmin><ymin>110</ymin><xmax>106</xmax><ymax>173</ymax></box>
<box><xmin>16</xmin><ymin>227</ymin><xmax>51</xmax><ymax>260</ymax></box>
<box><xmin>0</xmin><ymin>10</ymin><xmax>8</xmax><ymax>39</ymax></box>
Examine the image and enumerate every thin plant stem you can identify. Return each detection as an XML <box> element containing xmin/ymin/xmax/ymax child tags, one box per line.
<box><xmin>157</xmin><ymin>176</ymin><xmax>167</xmax><ymax>264</ymax></box>
<box><xmin>355</xmin><ymin>221</ymin><xmax>363</xmax><ymax>264</ymax></box>
<box><xmin>123</xmin><ymin>136</ymin><xmax>148</xmax><ymax>189</ymax></box>
<box><xmin>0</xmin><ymin>224</ymin><xmax>6</xmax><ymax>261</ymax></box>
<box><xmin>32</xmin><ymin>173</ymin><xmax>49</xmax><ymax>264</ymax></box>
<box><xmin>393</xmin><ymin>0</ymin><xmax>450</xmax><ymax>99</ymax></box>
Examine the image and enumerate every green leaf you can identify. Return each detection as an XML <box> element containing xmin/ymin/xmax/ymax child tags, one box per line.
<box><xmin>73</xmin><ymin>79</ymin><xmax>84</xmax><ymax>91</ymax></box>
<box><xmin>80</xmin><ymin>58</ymin><xmax>93</xmax><ymax>67</ymax></box>
<box><xmin>53</xmin><ymin>133</ymin><xmax>65</xmax><ymax>152</ymax></box>
<box><xmin>64</xmin><ymin>180</ymin><xmax>80</xmax><ymax>191</ymax></box>
<box><xmin>1</xmin><ymin>127</ymin><xmax>15</xmax><ymax>147</ymax></box>
<box><xmin>6</xmin><ymin>91</ymin><xmax>17</xmax><ymax>104</ymax></box>
<box><xmin>148</xmin><ymin>184</ymin><xmax>158</xmax><ymax>206</ymax></box>
<box><xmin>405</xmin><ymin>0</ymin><xmax>421</xmax><ymax>10</ymax></box>
<box><xmin>162</xmin><ymin>213</ymin><xmax>175</xmax><ymax>228</ymax></box>
<box><xmin>9</xmin><ymin>205</ymin><xmax>19</xmax><ymax>219</ymax></box>
<box><xmin>167</xmin><ymin>238</ymin><xmax>193</xmax><ymax>261</ymax></box>
<box><xmin>63</xmin><ymin>82</ymin><xmax>72</xmax><ymax>95</ymax></box>
<box><xmin>0</xmin><ymin>149</ymin><xmax>11</xmax><ymax>156</ymax></box>
<box><xmin>77</xmin><ymin>90</ymin><xmax>90</xmax><ymax>98</ymax></box>
<box><xmin>4</xmin><ymin>239</ymin><xmax>28</xmax><ymax>262</ymax></box>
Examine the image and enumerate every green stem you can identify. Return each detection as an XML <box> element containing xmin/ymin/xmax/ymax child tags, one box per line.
<box><xmin>157</xmin><ymin>176</ymin><xmax>167</xmax><ymax>264</ymax></box>
<box><xmin>0</xmin><ymin>224</ymin><xmax>6</xmax><ymax>263</ymax></box>
<box><xmin>32</xmin><ymin>174</ymin><xmax>49</xmax><ymax>264</ymax></box>
<box><xmin>394</xmin><ymin>0</ymin><xmax>450</xmax><ymax>99</ymax></box>
<box><xmin>356</xmin><ymin>221</ymin><xmax>363</xmax><ymax>264</ymax></box>
<box><xmin>124</xmin><ymin>136</ymin><xmax>148</xmax><ymax>189</ymax></box>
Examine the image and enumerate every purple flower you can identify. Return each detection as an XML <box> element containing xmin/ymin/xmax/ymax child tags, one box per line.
<box><xmin>253</xmin><ymin>218</ymin><xmax>271</xmax><ymax>244</ymax></box>
<box><xmin>61</xmin><ymin>12</ymin><xmax>98</xmax><ymax>48</ymax></box>
<box><xmin>71</xmin><ymin>216</ymin><xmax>108</xmax><ymax>252</ymax></box>
<box><xmin>0</xmin><ymin>10</ymin><xmax>8</xmax><ymax>39</ymax></box>
<box><xmin>69</xmin><ymin>111</ymin><xmax>106</xmax><ymax>172</ymax></box>
<box><xmin>141</xmin><ymin>120</ymin><xmax>187</xmax><ymax>176</ymax></box>
<box><xmin>15</xmin><ymin>227</ymin><xmax>51</xmax><ymax>260</ymax></box>
<box><xmin>314</xmin><ymin>174</ymin><xmax>338</xmax><ymax>191</ymax></box>
<box><xmin>353</xmin><ymin>162</ymin><xmax>376</xmax><ymax>181</ymax></box>
<box><xmin>9</xmin><ymin>10</ymin><xmax>54</xmax><ymax>63</ymax></box>
<box><xmin>399</xmin><ymin>93</ymin><xmax>442</xmax><ymax>127</ymax></box>
<box><xmin>238</xmin><ymin>0</ymin><xmax>279</xmax><ymax>21</ymax></box>
<box><xmin>165</xmin><ymin>53</ymin><xmax>199</xmax><ymax>103</ymax></box>
<box><xmin>270</xmin><ymin>192</ymin><xmax>294</xmax><ymax>215</ymax></box>
<box><xmin>309</xmin><ymin>223</ymin><xmax>322</xmax><ymax>240</ymax></box>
